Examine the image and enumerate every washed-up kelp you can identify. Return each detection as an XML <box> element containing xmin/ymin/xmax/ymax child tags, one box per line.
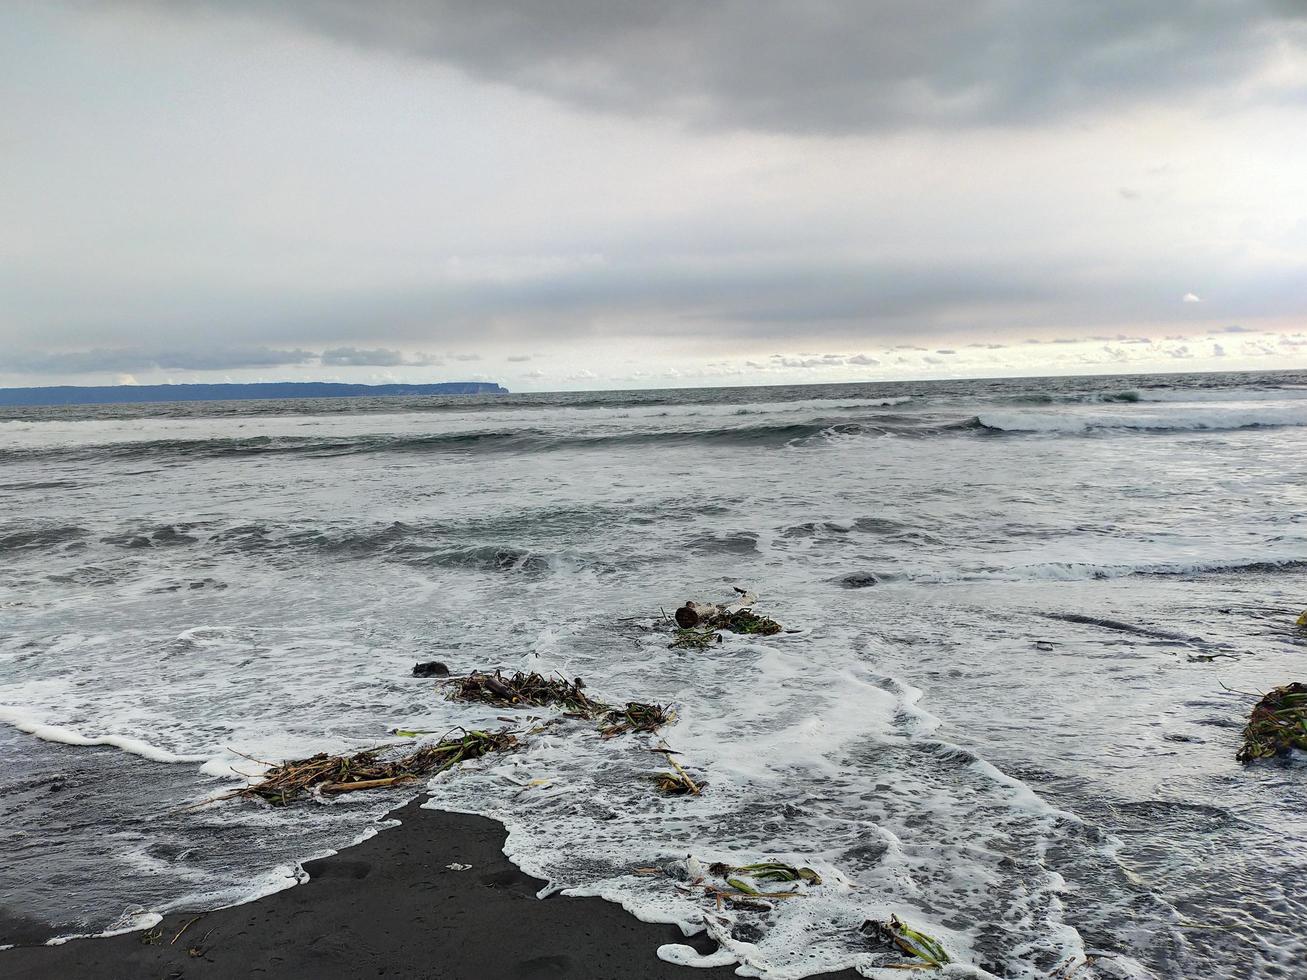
<box><xmin>707</xmin><ymin>862</ymin><xmax>822</xmax><ymax>887</ymax></box>
<box><xmin>1236</xmin><ymin>682</ymin><xmax>1307</xmax><ymax>762</ymax></box>
<box><xmin>445</xmin><ymin>670</ymin><xmax>607</xmax><ymax>718</ymax></box>
<box><xmin>657</xmin><ymin>857</ymin><xmax>817</xmax><ymax>910</ymax></box>
<box><xmin>227</xmin><ymin>728</ymin><xmax>519</xmax><ymax>806</ymax></box>
<box><xmin>860</xmin><ymin>915</ymin><xmax>951</xmax><ymax>968</ymax></box>
<box><xmin>599</xmin><ymin>702</ymin><xmax>673</xmax><ymax>738</ymax></box>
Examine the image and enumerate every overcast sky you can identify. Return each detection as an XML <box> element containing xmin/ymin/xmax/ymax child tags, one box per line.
<box><xmin>2</xmin><ymin>1</ymin><xmax>1305</xmax><ymax>390</ymax></box>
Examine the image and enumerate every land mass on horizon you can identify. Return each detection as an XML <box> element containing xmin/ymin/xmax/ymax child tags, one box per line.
<box><xmin>0</xmin><ymin>380</ymin><xmax>509</xmax><ymax>407</ymax></box>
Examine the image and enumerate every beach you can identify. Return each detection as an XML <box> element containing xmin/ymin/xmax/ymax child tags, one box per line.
<box><xmin>2</xmin><ymin>372</ymin><xmax>1306</xmax><ymax>978</ymax></box>
<box><xmin>5</xmin><ymin>797</ymin><xmax>859</xmax><ymax>979</ymax></box>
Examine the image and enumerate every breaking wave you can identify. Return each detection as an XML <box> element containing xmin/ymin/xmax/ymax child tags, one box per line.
<box><xmin>0</xmin><ymin>416</ymin><xmax>979</xmax><ymax>463</ymax></box>
<box><xmin>977</xmin><ymin>403</ymin><xmax>1307</xmax><ymax>434</ymax></box>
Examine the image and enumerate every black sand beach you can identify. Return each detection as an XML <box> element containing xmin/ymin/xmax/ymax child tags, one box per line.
<box><xmin>2</xmin><ymin>797</ymin><xmax>860</xmax><ymax>980</ymax></box>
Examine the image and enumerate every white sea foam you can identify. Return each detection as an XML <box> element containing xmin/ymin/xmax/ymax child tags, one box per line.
<box><xmin>979</xmin><ymin>401</ymin><xmax>1307</xmax><ymax>433</ymax></box>
<box><xmin>0</xmin><ymin>706</ymin><xmax>208</xmax><ymax>764</ymax></box>
<box><xmin>3</xmin><ymin>374</ymin><xmax>1304</xmax><ymax>977</ymax></box>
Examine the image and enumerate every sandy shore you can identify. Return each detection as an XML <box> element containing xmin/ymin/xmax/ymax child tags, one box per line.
<box><xmin>2</xmin><ymin>797</ymin><xmax>860</xmax><ymax>979</ymax></box>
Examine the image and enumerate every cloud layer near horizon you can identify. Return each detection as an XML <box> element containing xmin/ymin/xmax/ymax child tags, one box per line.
<box><xmin>1</xmin><ymin>1</ymin><xmax>1305</xmax><ymax>388</ymax></box>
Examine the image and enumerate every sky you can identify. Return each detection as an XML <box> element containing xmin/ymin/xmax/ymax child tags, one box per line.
<box><xmin>2</xmin><ymin>1</ymin><xmax>1306</xmax><ymax>392</ymax></box>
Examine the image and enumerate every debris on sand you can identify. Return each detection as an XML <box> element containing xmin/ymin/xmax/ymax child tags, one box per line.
<box><xmin>859</xmin><ymin>915</ymin><xmax>951</xmax><ymax>968</ymax></box>
<box><xmin>666</xmin><ymin>856</ymin><xmax>818</xmax><ymax>910</ymax></box>
<box><xmin>707</xmin><ymin>861</ymin><xmax>822</xmax><ymax>887</ymax></box>
<box><xmin>444</xmin><ymin>670</ymin><xmax>607</xmax><ymax>718</ymax></box>
<box><xmin>1236</xmin><ymin>682</ymin><xmax>1307</xmax><ymax>762</ymax></box>
<box><xmin>222</xmin><ymin>728</ymin><xmax>520</xmax><ymax>806</ymax></box>
<box><xmin>412</xmin><ymin>661</ymin><xmax>450</xmax><ymax>677</ymax></box>
<box><xmin>599</xmin><ymin>702</ymin><xmax>674</xmax><ymax>738</ymax></box>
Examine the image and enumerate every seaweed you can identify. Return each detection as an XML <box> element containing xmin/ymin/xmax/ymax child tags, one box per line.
<box><xmin>444</xmin><ymin>670</ymin><xmax>608</xmax><ymax>718</ymax></box>
<box><xmin>668</xmin><ymin>611</ymin><xmax>782</xmax><ymax>649</ymax></box>
<box><xmin>860</xmin><ymin>915</ymin><xmax>951</xmax><ymax>968</ymax></box>
<box><xmin>599</xmin><ymin>702</ymin><xmax>674</xmax><ymax>738</ymax></box>
<box><xmin>1236</xmin><ymin>682</ymin><xmax>1307</xmax><ymax>762</ymax></box>
<box><xmin>223</xmin><ymin>728</ymin><xmax>520</xmax><ymax>806</ymax></box>
<box><xmin>707</xmin><ymin>861</ymin><xmax>821</xmax><ymax>886</ymax></box>
<box><xmin>713</xmin><ymin>609</ymin><xmax>783</xmax><ymax>636</ymax></box>
<box><xmin>670</xmin><ymin>628</ymin><xmax>722</xmax><ymax>650</ymax></box>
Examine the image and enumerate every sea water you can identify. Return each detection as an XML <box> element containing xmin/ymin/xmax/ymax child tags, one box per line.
<box><xmin>1</xmin><ymin>370</ymin><xmax>1305</xmax><ymax>977</ymax></box>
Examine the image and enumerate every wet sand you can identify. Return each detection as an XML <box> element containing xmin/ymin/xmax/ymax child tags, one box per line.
<box><xmin>1</xmin><ymin>797</ymin><xmax>860</xmax><ymax>979</ymax></box>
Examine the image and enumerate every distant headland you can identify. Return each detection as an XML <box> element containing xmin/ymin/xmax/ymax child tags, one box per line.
<box><xmin>0</xmin><ymin>381</ymin><xmax>509</xmax><ymax>407</ymax></box>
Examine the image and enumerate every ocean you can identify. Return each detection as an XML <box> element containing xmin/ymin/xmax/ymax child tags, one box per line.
<box><xmin>1</xmin><ymin>369</ymin><xmax>1305</xmax><ymax>978</ymax></box>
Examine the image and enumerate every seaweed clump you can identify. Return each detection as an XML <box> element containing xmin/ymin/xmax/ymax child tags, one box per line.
<box><xmin>229</xmin><ymin>728</ymin><xmax>519</xmax><ymax>806</ymax></box>
<box><xmin>707</xmin><ymin>861</ymin><xmax>822</xmax><ymax>887</ymax></box>
<box><xmin>445</xmin><ymin>670</ymin><xmax>607</xmax><ymax>718</ymax></box>
<box><xmin>599</xmin><ymin>702</ymin><xmax>674</xmax><ymax>738</ymax></box>
<box><xmin>1236</xmin><ymin>682</ymin><xmax>1307</xmax><ymax>762</ymax></box>
<box><xmin>715</xmin><ymin>609</ymin><xmax>783</xmax><ymax>636</ymax></box>
<box><xmin>670</xmin><ymin>628</ymin><xmax>722</xmax><ymax>650</ymax></box>
<box><xmin>860</xmin><ymin>915</ymin><xmax>951</xmax><ymax>968</ymax></box>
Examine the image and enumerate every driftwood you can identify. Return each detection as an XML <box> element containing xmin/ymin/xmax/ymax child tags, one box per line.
<box><xmin>213</xmin><ymin>728</ymin><xmax>520</xmax><ymax>807</ymax></box>
<box><xmin>675</xmin><ymin>588</ymin><xmax>758</xmax><ymax>628</ymax></box>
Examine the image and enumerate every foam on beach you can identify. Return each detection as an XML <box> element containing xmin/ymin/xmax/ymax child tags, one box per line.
<box><xmin>3</xmin><ymin>373</ymin><xmax>1306</xmax><ymax>976</ymax></box>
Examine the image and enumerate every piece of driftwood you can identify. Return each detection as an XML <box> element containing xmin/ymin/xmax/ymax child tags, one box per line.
<box><xmin>674</xmin><ymin>588</ymin><xmax>758</xmax><ymax>628</ymax></box>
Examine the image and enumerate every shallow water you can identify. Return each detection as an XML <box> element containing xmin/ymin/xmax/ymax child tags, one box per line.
<box><xmin>2</xmin><ymin>371</ymin><xmax>1305</xmax><ymax>977</ymax></box>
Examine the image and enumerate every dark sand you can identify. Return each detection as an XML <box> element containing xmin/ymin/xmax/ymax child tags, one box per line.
<box><xmin>2</xmin><ymin>798</ymin><xmax>860</xmax><ymax>980</ymax></box>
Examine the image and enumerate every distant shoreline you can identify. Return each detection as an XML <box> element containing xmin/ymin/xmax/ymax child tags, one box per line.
<box><xmin>0</xmin><ymin>381</ymin><xmax>509</xmax><ymax>408</ymax></box>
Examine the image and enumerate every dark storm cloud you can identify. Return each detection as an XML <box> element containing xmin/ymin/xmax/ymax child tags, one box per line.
<box><xmin>151</xmin><ymin>0</ymin><xmax>1305</xmax><ymax>132</ymax></box>
<box><xmin>2</xmin><ymin>346</ymin><xmax>316</xmax><ymax>374</ymax></box>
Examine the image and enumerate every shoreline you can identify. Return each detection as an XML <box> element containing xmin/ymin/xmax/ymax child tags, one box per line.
<box><xmin>1</xmin><ymin>797</ymin><xmax>861</xmax><ymax>979</ymax></box>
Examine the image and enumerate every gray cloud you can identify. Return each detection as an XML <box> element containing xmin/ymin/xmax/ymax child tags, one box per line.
<box><xmin>320</xmin><ymin>346</ymin><xmax>445</xmax><ymax>366</ymax></box>
<box><xmin>46</xmin><ymin>252</ymin><xmax>1290</xmax><ymax>351</ymax></box>
<box><xmin>1</xmin><ymin>345</ymin><xmax>462</xmax><ymax>375</ymax></box>
<box><xmin>2</xmin><ymin>346</ymin><xmax>316</xmax><ymax>374</ymax></box>
<box><xmin>147</xmin><ymin>1</ymin><xmax>1306</xmax><ymax>133</ymax></box>
<box><xmin>320</xmin><ymin>346</ymin><xmax>406</xmax><ymax>366</ymax></box>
